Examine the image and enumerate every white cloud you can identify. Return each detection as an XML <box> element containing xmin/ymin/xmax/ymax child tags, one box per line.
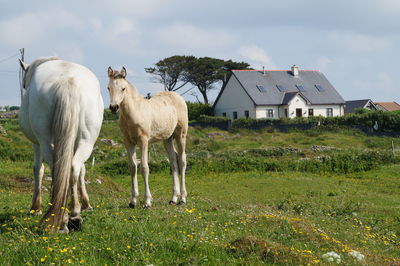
<box><xmin>100</xmin><ymin>17</ymin><xmax>141</xmax><ymax>55</ymax></box>
<box><xmin>0</xmin><ymin>9</ymin><xmax>84</xmax><ymax>48</ymax></box>
<box><xmin>238</xmin><ymin>45</ymin><xmax>277</xmax><ymax>69</ymax></box>
<box><xmin>91</xmin><ymin>0</ymin><xmax>165</xmax><ymax>17</ymax></box>
<box><xmin>112</xmin><ymin>18</ymin><xmax>137</xmax><ymax>36</ymax></box>
<box><xmin>328</xmin><ymin>32</ymin><xmax>391</xmax><ymax>53</ymax></box>
<box><xmin>156</xmin><ymin>23</ymin><xmax>236</xmax><ymax>50</ymax></box>
<box><xmin>316</xmin><ymin>56</ymin><xmax>333</xmax><ymax>71</ymax></box>
<box><xmin>56</xmin><ymin>44</ymin><xmax>85</xmax><ymax>64</ymax></box>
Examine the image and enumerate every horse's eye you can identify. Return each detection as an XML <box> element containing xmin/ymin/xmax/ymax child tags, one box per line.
<box><xmin>107</xmin><ymin>87</ymin><xmax>110</xmax><ymax>91</ymax></box>
<box><xmin>122</xmin><ymin>88</ymin><xmax>126</xmax><ymax>91</ymax></box>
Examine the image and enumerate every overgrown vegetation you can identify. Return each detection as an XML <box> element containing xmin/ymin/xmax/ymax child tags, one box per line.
<box><xmin>0</xmin><ymin>119</ymin><xmax>399</xmax><ymax>265</ymax></box>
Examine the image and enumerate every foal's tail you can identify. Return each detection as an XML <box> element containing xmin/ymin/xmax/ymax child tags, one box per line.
<box><xmin>42</xmin><ymin>78</ymin><xmax>80</xmax><ymax>232</ymax></box>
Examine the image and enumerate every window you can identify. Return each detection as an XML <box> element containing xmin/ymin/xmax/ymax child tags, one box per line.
<box><xmin>326</xmin><ymin>108</ymin><xmax>333</xmax><ymax>117</ymax></box>
<box><xmin>233</xmin><ymin>111</ymin><xmax>238</xmax><ymax>120</ymax></box>
<box><xmin>256</xmin><ymin>85</ymin><xmax>267</xmax><ymax>92</ymax></box>
<box><xmin>222</xmin><ymin>112</ymin><xmax>226</xmax><ymax>117</ymax></box>
<box><xmin>276</xmin><ymin>85</ymin><xmax>287</xmax><ymax>92</ymax></box>
<box><xmin>315</xmin><ymin>84</ymin><xmax>325</xmax><ymax>92</ymax></box>
<box><xmin>296</xmin><ymin>108</ymin><xmax>302</xmax><ymax>117</ymax></box>
<box><xmin>266</xmin><ymin>109</ymin><xmax>273</xmax><ymax>118</ymax></box>
<box><xmin>308</xmin><ymin>108</ymin><xmax>314</xmax><ymax>117</ymax></box>
<box><xmin>244</xmin><ymin>110</ymin><xmax>249</xmax><ymax>118</ymax></box>
<box><xmin>284</xmin><ymin>108</ymin><xmax>288</xmax><ymax>117</ymax></box>
<box><xmin>296</xmin><ymin>85</ymin><xmax>305</xmax><ymax>92</ymax></box>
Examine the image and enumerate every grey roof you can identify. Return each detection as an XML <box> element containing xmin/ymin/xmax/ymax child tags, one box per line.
<box><xmin>281</xmin><ymin>91</ymin><xmax>308</xmax><ymax>105</ymax></box>
<box><xmin>225</xmin><ymin>70</ymin><xmax>345</xmax><ymax>106</ymax></box>
<box><xmin>344</xmin><ymin>99</ymin><xmax>374</xmax><ymax>113</ymax></box>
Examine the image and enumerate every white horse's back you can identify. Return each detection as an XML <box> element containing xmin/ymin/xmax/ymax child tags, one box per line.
<box><xmin>19</xmin><ymin>57</ymin><xmax>103</xmax><ymax>232</ymax></box>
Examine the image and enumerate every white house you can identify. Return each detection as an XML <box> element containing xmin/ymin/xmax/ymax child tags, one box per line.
<box><xmin>213</xmin><ymin>65</ymin><xmax>345</xmax><ymax>119</ymax></box>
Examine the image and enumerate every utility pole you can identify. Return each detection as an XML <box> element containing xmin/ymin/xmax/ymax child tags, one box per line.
<box><xmin>19</xmin><ymin>48</ymin><xmax>25</xmax><ymax>100</ymax></box>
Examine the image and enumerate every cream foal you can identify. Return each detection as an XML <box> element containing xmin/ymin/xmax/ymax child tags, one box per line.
<box><xmin>107</xmin><ymin>67</ymin><xmax>188</xmax><ymax>208</ymax></box>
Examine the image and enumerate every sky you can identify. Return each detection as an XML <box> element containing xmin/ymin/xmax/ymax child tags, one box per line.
<box><xmin>0</xmin><ymin>0</ymin><xmax>399</xmax><ymax>107</ymax></box>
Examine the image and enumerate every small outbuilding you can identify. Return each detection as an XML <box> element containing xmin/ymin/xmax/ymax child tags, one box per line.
<box><xmin>344</xmin><ymin>99</ymin><xmax>377</xmax><ymax>114</ymax></box>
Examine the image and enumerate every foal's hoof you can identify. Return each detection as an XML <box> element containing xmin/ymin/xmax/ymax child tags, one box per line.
<box><xmin>67</xmin><ymin>217</ymin><xmax>83</xmax><ymax>232</ymax></box>
<box><xmin>128</xmin><ymin>202</ymin><xmax>136</xmax><ymax>209</ymax></box>
<box><xmin>169</xmin><ymin>200</ymin><xmax>177</xmax><ymax>205</ymax></box>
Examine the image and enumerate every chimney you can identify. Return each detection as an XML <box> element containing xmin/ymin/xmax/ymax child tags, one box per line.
<box><xmin>291</xmin><ymin>64</ymin><xmax>299</xmax><ymax>76</ymax></box>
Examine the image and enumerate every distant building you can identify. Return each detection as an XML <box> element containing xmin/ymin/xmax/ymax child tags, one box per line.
<box><xmin>213</xmin><ymin>65</ymin><xmax>345</xmax><ymax>119</ymax></box>
<box><xmin>344</xmin><ymin>99</ymin><xmax>377</xmax><ymax>114</ymax></box>
<box><xmin>374</xmin><ymin>102</ymin><xmax>400</xmax><ymax>112</ymax></box>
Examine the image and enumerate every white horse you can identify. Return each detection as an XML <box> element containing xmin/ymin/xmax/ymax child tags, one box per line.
<box><xmin>19</xmin><ymin>57</ymin><xmax>104</xmax><ymax>232</ymax></box>
<box><xmin>107</xmin><ymin>67</ymin><xmax>188</xmax><ymax>208</ymax></box>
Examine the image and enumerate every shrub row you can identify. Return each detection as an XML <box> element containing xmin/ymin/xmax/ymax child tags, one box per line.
<box><xmin>228</xmin><ymin>110</ymin><xmax>400</xmax><ymax>132</ymax></box>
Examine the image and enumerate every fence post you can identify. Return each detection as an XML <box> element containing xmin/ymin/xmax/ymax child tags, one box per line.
<box><xmin>392</xmin><ymin>141</ymin><xmax>395</xmax><ymax>156</ymax></box>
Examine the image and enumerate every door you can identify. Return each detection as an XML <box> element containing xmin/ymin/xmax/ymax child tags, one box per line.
<box><xmin>296</xmin><ymin>108</ymin><xmax>302</xmax><ymax>117</ymax></box>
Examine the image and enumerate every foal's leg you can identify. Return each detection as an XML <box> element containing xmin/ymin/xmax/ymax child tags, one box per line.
<box><xmin>140</xmin><ymin>139</ymin><xmax>152</xmax><ymax>208</ymax></box>
<box><xmin>175</xmin><ymin>134</ymin><xmax>187</xmax><ymax>204</ymax></box>
<box><xmin>31</xmin><ymin>144</ymin><xmax>44</xmax><ymax>215</ymax></box>
<box><xmin>78</xmin><ymin>164</ymin><xmax>92</xmax><ymax>210</ymax></box>
<box><xmin>163</xmin><ymin>138</ymin><xmax>180</xmax><ymax>204</ymax></box>
<box><xmin>126</xmin><ymin>144</ymin><xmax>139</xmax><ymax>208</ymax></box>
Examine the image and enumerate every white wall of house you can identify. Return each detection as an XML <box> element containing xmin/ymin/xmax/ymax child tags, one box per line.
<box><xmin>287</xmin><ymin>95</ymin><xmax>308</xmax><ymax>118</ymax></box>
<box><xmin>311</xmin><ymin>104</ymin><xmax>343</xmax><ymax>117</ymax></box>
<box><xmin>214</xmin><ymin>76</ymin><xmax>255</xmax><ymax>119</ymax></box>
<box><xmin>255</xmin><ymin>105</ymin><xmax>280</xmax><ymax>119</ymax></box>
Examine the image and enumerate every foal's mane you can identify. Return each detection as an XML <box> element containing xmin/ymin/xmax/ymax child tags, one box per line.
<box><xmin>23</xmin><ymin>56</ymin><xmax>60</xmax><ymax>89</ymax></box>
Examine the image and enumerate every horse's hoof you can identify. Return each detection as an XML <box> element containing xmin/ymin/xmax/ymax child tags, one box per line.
<box><xmin>81</xmin><ymin>205</ymin><xmax>93</xmax><ymax>212</ymax></box>
<box><xmin>178</xmin><ymin>199</ymin><xmax>186</xmax><ymax>205</ymax></box>
<box><xmin>68</xmin><ymin>217</ymin><xmax>82</xmax><ymax>232</ymax></box>
<box><xmin>169</xmin><ymin>200</ymin><xmax>177</xmax><ymax>205</ymax></box>
<box><xmin>143</xmin><ymin>204</ymin><xmax>152</xmax><ymax>209</ymax></box>
<box><xmin>128</xmin><ymin>202</ymin><xmax>136</xmax><ymax>209</ymax></box>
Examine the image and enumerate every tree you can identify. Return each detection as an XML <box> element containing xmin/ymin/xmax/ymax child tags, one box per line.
<box><xmin>145</xmin><ymin>55</ymin><xmax>196</xmax><ymax>92</ymax></box>
<box><xmin>146</xmin><ymin>55</ymin><xmax>251</xmax><ymax>104</ymax></box>
<box><xmin>184</xmin><ymin>57</ymin><xmax>225</xmax><ymax>104</ymax></box>
<box><xmin>184</xmin><ymin>58</ymin><xmax>251</xmax><ymax>104</ymax></box>
<box><xmin>220</xmin><ymin>60</ymin><xmax>251</xmax><ymax>88</ymax></box>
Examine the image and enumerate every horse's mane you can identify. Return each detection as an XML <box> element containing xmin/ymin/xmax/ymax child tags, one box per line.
<box><xmin>23</xmin><ymin>56</ymin><xmax>60</xmax><ymax>88</ymax></box>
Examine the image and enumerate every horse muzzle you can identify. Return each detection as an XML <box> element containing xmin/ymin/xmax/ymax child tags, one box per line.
<box><xmin>109</xmin><ymin>104</ymin><xmax>119</xmax><ymax>113</ymax></box>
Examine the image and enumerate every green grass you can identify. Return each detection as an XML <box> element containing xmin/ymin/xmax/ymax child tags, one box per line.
<box><xmin>0</xmin><ymin>119</ymin><xmax>399</xmax><ymax>265</ymax></box>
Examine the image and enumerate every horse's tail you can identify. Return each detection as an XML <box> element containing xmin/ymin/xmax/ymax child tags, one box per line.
<box><xmin>42</xmin><ymin>77</ymin><xmax>80</xmax><ymax>232</ymax></box>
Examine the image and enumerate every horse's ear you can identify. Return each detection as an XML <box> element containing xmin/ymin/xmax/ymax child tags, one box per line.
<box><xmin>121</xmin><ymin>67</ymin><xmax>127</xmax><ymax>79</ymax></box>
<box><xmin>19</xmin><ymin>59</ymin><xmax>28</xmax><ymax>71</ymax></box>
<box><xmin>107</xmin><ymin>67</ymin><xmax>114</xmax><ymax>78</ymax></box>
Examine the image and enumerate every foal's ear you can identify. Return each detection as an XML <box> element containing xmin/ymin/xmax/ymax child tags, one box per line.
<box><xmin>107</xmin><ymin>66</ymin><xmax>114</xmax><ymax>78</ymax></box>
<box><xmin>121</xmin><ymin>67</ymin><xmax>127</xmax><ymax>79</ymax></box>
<box><xmin>19</xmin><ymin>59</ymin><xmax>28</xmax><ymax>71</ymax></box>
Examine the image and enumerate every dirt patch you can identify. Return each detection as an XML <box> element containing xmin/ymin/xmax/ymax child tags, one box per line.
<box><xmin>228</xmin><ymin>236</ymin><xmax>305</xmax><ymax>264</ymax></box>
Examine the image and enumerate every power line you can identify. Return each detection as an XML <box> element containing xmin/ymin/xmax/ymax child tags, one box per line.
<box><xmin>0</xmin><ymin>52</ymin><xmax>20</xmax><ymax>64</ymax></box>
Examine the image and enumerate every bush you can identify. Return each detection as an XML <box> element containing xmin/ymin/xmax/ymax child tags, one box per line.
<box><xmin>228</xmin><ymin>111</ymin><xmax>400</xmax><ymax>132</ymax></box>
<box><xmin>198</xmin><ymin>115</ymin><xmax>230</xmax><ymax>123</ymax></box>
<box><xmin>186</xmin><ymin>102</ymin><xmax>213</xmax><ymax>121</ymax></box>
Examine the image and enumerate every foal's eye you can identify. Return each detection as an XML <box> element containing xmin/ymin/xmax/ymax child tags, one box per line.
<box><xmin>122</xmin><ymin>88</ymin><xmax>126</xmax><ymax>91</ymax></box>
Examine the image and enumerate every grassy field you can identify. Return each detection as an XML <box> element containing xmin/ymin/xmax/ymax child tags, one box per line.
<box><xmin>0</xmin><ymin>119</ymin><xmax>399</xmax><ymax>265</ymax></box>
